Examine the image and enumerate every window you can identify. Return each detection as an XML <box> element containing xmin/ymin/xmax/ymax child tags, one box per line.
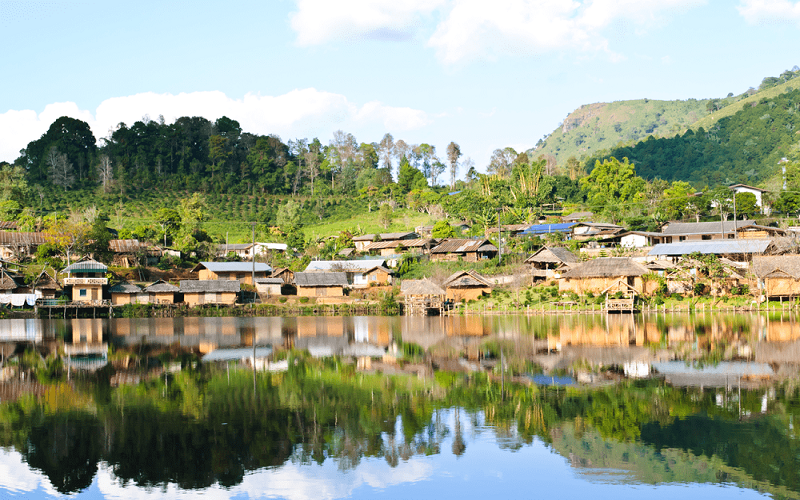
<box><xmin>679</xmin><ymin>236</ymin><xmax>687</xmax><ymax>242</ymax></box>
<box><xmin>79</xmin><ymin>289</ymin><xmax>87</xmax><ymax>297</ymax></box>
<box><xmin>702</xmin><ymin>235</ymin><xmax>712</xmax><ymax>240</ymax></box>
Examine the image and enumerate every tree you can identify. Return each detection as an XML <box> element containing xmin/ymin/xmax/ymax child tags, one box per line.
<box><xmin>208</xmin><ymin>135</ymin><xmax>231</xmax><ymax>179</ymax></box>
<box><xmin>47</xmin><ymin>146</ymin><xmax>75</xmax><ymax>191</ymax></box>
<box><xmin>155</xmin><ymin>207</ymin><xmax>181</xmax><ymax>246</ymax></box>
<box><xmin>488</xmin><ymin>148</ymin><xmax>517</xmax><ymax>179</ymax></box>
<box><xmin>446</xmin><ymin>142</ymin><xmax>461</xmax><ymax>190</ymax></box>
<box><xmin>378</xmin><ymin>133</ymin><xmax>395</xmax><ymax>175</ymax></box>
<box><xmin>0</xmin><ymin>163</ymin><xmax>28</xmax><ymax>220</ymax></box>
<box><xmin>276</xmin><ymin>199</ymin><xmax>303</xmax><ymax>230</ymax></box>
<box><xmin>179</xmin><ymin>193</ymin><xmax>207</xmax><ymax>231</ymax></box>
<box><xmin>96</xmin><ymin>155</ymin><xmax>113</xmax><ymax>193</ymax></box>
<box><xmin>659</xmin><ymin>181</ymin><xmax>695</xmax><ymax>221</ymax></box>
<box><xmin>579</xmin><ymin>157</ymin><xmax>646</xmax><ymax>221</ymax></box>
<box><xmin>43</xmin><ymin>213</ymin><xmax>90</xmax><ymax>266</ymax></box>
<box><xmin>734</xmin><ymin>192</ymin><xmax>758</xmax><ymax>218</ymax></box>
<box><xmin>378</xmin><ymin>203</ymin><xmax>393</xmax><ymax>229</ymax></box>
<box><xmin>431</xmin><ymin>220</ymin><xmax>455</xmax><ymax>238</ymax></box>
<box><xmin>397</xmin><ymin>157</ymin><xmax>427</xmax><ymax>193</ymax></box>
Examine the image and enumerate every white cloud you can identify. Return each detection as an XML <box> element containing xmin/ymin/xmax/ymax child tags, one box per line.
<box><xmin>0</xmin><ymin>90</ymin><xmax>431</xmax><ymax>162</ymax></box>
<box><xmin>737</xmin><ymin>0</ymin><xmax>800</xmax><ymax>25</ymax></box>
<box><xmin>289</xmin><ymin>0</ymin><xmax>705</xmax><ymax>64</ymax></box>
<box><xmin>289</xmin><ymin>0</ymin><xmax>445</xmax><ymax>45</ymax></box>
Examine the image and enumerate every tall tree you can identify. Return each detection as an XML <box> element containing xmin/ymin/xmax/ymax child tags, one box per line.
<box><xmin>446</xmin><ymin>142</ymin><xmax>462</xmax><ymax>190</ymax></box>
<box><xmin>46</xmin><ymin>146</ymin><xmax>75</xmax><ymax>191</ymax></box>
<box><xmin>488</xmin><ymin>147</ymin><xmax>517</xmax><ymax>179</ymax></box>
<box><xmin>96</xmin><ymin>155</ymin><xmax>113</xmax><ymax>193</ymax></box>
<box><xmin>378</xmin><ymin>133</ymin><xmax>395</xmax><ymax>176</ymax></box>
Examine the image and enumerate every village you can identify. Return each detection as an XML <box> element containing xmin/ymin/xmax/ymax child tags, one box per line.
<box><xmin>1</xmin><ymin>183</ymin><xmax>800</xmax><ymax>317</ymax></box>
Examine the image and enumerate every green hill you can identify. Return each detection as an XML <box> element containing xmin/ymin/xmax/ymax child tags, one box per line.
<box><xmin>531</xmin><ymin>98</ymin><xmax>711</xmax><ymax>165</ymax></box>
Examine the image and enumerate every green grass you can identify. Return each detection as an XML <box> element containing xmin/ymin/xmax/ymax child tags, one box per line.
<box><xmin>691</xmin><ymin>78</ymin><xmax>800</xmax><ymax>132</ymax></box>
<box><xmin>303</xmin><ymin>208</ymin><xmax>432</xmax><ymax>239</ymax></box>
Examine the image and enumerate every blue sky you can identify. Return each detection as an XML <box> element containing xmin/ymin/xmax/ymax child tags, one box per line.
<box><xmin>1</xmin><ymin>0</ymin><xmax>799</xmax><ymax>174</ymax></box>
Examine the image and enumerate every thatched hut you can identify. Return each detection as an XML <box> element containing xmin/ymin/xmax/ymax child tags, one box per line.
<box><xmin>143</xmin><ymin>280</ymin><xmax>179</xmax><ymax>304</ymax></box>
<box><xmin>525</xmin><ymin>246</ymin><xmax>580</xmax><ymax>280</ymax></box>
<box><xmin>558</xmin><ymin>257</ymin><xmax>654</xmax><ymax>295</ymax></box>
<box><xmin>442</xmin><ymin>270</ymin><xmax>492</xmax><ymax>301</ymax></box>
<box><xmin>400</xmin><ymin>279</ymin><xmax>445</xmax><ymax>314</ymax></box>
<box><xmin>109</xmin><ymin>281</ymin><xmax>147</xmax><ymax>305</ymax></box>
<box><xmin>31</xmin><ymin>269</ymin><xmax>62</xmax><ymax>300</ymax></box>
<box><xmin>753</xmin><ymin>255</ymin><xmax>800</xmax><ymax>299</ymax></box>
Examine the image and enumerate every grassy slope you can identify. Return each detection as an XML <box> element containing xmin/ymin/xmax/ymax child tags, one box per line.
<box><xmin>303</xmin><ymin>208</ymin><xmax>433</xmax><ymax>239</ymax></box>
<box><xmin>531</xmin><ymin>98</ymin><xmax>711</xmax><ymax>165</ymax></box>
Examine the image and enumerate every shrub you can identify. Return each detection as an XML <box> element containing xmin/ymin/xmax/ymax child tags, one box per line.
<box><xmin>298</xmin><ymin>297</ymin><xmax>310</xmax><ymax>303</ymax></box>
<box><xmin>693</xmin><ymin>282</ymin><xmax>707</xmax><ymax>296</ymax></box>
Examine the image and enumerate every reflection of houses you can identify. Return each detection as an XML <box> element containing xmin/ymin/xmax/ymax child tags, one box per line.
<box><xmin>525</xmin><ymin>247</ymin><xmax>580</xmax><ymax>279</ymax></box>
<box><xmin>191</xmin><ymin>261</ymin><xmax>272</xmax><ymax>285</ymax></box>
<box><xmin>429</xmin><ymin>239</ymin><xmax>497</xmax><ymax>262</ymax></box>
<box><xmin>294</xmin><ymin>272</ymin><xmax>347</xmax><ymax>297</ymax></box>
<box><xmin>753</xmin><ymin>255</ymin><xmax>800</xmax><ymax>299</ymax></box>
<box><xmin>108</xmin><ymin>239</ymin><xmax>162</xmax><ymax>267</ymax></box>
<box><xmin>559</xmin><ymin>257</ymin><xmax>651</xmax><ymax>295</ymax></box>
<box><xmin>443</xmin><ymin>270</ymin><xmax>492</xmax><ymax>301</ymax></box>
<box><xmin>352</xmin><ymin>232</ymin><xmax>418</xmax><ymax>252</ymax></box>
<box><xmin>400</xmin><ymin>279</ymin><xmax>445</xmax><ymax>314</ymax></box>
<box><xmin>180</xmin><ymin>280</ymin><xmax>240</xmax><ymax>306</ymax></box>
<box><xmin>65</xmin><ymin>318</ymin><xmax>107</xmax><ymax>371</ymax></box>
<box><xmin>62</xmin><ymin>259</ymin><xmax>108</xmax><ymax>303</ymax></box>
<box><xmin>143</xmin><ymin>280</ymin><xmax>179</xmax><ymax>304</ymax></box>
<box><xmin>109</xmin><ymin>282</ymin><xmax>147</xmax><ymax>305</ymax></box>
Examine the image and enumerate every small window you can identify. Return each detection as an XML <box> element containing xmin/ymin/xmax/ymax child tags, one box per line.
<box><xmin>79</xmin><ymin>289</ymin><xmax>87</xmax><ymax>297</ymax></box>
<box><xmin>728</xmin><ymin>234</ymin><xmax>735</xmax><ymax>239</ymax></box>
<box><xmin>702</xmin><ymin>235</ymin><xmax>712</xmax><ymax>240</ymax></box>
<box><xmin>679</xmin><ymin>236</ymin><xmax>687</xmax><ymax>242</ymax></box>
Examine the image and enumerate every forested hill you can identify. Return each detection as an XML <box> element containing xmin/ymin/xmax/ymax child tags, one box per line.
<box><xmin>531</xmin><ymin>98</ymin><xmax>711</xmax><ymax>165</ymax></box>
<box><xmin>582</xmin><ymin>87</ymin><xmax>800</xmax><ymax>186</ymax></box>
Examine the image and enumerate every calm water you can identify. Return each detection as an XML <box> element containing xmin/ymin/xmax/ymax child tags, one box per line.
<box><xmin>1</xmin><ymin>313</ymin><xmax>799</xmax><ymax>499</ymax></box>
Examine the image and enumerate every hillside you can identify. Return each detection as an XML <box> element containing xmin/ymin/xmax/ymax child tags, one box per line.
<box><xmin>691</xmin><ymin>77</ymin><xmax>800</xmax><ymax>131</ymax></box>
<box><xmin>531</xmin><ymin>98</ymin><xmax>711</xmax><ymax>165</ymax></box>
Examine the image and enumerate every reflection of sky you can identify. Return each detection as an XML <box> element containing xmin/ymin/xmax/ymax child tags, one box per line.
<box><xmin>0</xmin><ymin>411</ymin><xmax>774</xmax><ymax>500</ymax></box>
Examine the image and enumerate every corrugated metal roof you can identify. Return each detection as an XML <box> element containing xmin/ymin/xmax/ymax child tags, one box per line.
<box><xmin>519</xmin><ymin>223</ymin><xmax>576</xmax><ymax>235</ymax></box>
<box><xmin>63</xmin><ymin>260</ymin><xmax>108</xmax><ymax>273</ymax></box>
<box><xmin>109</xmin><ymin>282</ymin><xmax>143</xmax><ymax>293</ymax></box>
<box><xmin>0</xmin><ymin>221</ymin><xmax>19</xmax><ymax>230</ymax></box>
<box><xmin>180</xmin><ymin>280</ymin><xmax>241</xmax><ymax>293</ymax></box>
<box><xmin>193</xmin><ymin>261</ymin><xmax>272</xmax><ymax>273</ymax></box>
<box><xmin>0</xmin><ymin>232</ymin><xmax>47</xmax><ymax>245</ymax></box>
<box><xmin>304</xmin><ymin>259</ymin><xmax>386</xmax><ymax>272</ymax></box>
<box><xmin>430</xmin><ymin>239</ymin><xmax>495</xmax><ymax>254</ymax></box>
<box><xmin>352</xmin><ymin>232</ymin><xmax>418</xmax><ymax>241</ymax></box>
<box><xmin>294</xmin><ymin>272</ymin><xmax>348</xmax><ymax>286</ymax></box>
<box><xmin>661</xmin><ymin>220</ymin><xmax>755</xmax><ymax>235</ymax></box>
<box><xmin>363</xmin><ymin>238</ymin><xmax>436</xmax><ymax>250</ymax></box>
<box><xmin>254</xmin><ymin>278</ymin><xmax>284</xmax><ymax>285</ymax></box>
<box><xmin>648</xmin><ymin>239</ymin><xmax>772</xmax><ymax>256</ymax></box>
<box><xmin>143</xmin><ymin>280</ymin><xmax>179</xmax><ymax>293</ymax></box>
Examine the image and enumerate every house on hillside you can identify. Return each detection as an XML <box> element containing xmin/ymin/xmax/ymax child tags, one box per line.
<box><xmin>362</xmin><ymin>238</ymin><xmax>438</xmax><ymax>256</ymax></box>
<box><xmin>558</xmin><ymin>257</ymin><xmax>654</xmax><ymax>295</ymax></box>
<box><xmin>0</xmin><ymin>268</ymin><xmax>22</xmax><ymax>294</ymax></box>
<box><xmin>729</xmin><ymin>184</ymin><xmax>767</xmax><ymax>210</ymax></box>
<box><xmin>649</xmin><ymin>239</ymin><xmax>774</xmax><ymax>263</ymax></box>
<box><xmin>429</xmin><ymin>239</ymin><xmax>498</xmax><ymax>262</ymax></box>
<box><xmin>31</xmin><ymin>269</ymin><xmax>62</xmax><ymax>300</ymax></box>
<box><xmin>304</xmin><ymin>259</ymin><xmax>387</xmax><ymax>286</ymax></box>
<box><xmin>562</xmin><ymin>211</ymin><xmax>593</xmax><ymax>222</ymax></box>
<box><xmin>753</xmin><ymin>255</ymin><xmax>800</xmax><ymax>299</ymax></box>
<box><xmin>487</xmin><ymin>224</ymin><xmax>534</xmax><ymax>238</ymax></box>
<box><xmin>0</xmin><ymin>232</ymin><xmax>46</xmax><ymax>261</ymax></box>
<box><xmin>415</xmin><ymin>221</ymin><xmax>470</xmax><ymax>237</ymax></box>
<box><xmin>190</xmin><ymin>261</ymin><xmax>272</xmax><ymax>285</ymax></box>
<box><xmin>62</xmin><ymin>259</ymin><xmax>108</xmax><ymax>303</ymax></box>
<box><xmin>571</xmin><ymin>222</ymin><xmax>625</xmax><ymax>240</ymax></box>
<box><xmin>525</xmin><ymin>247</ymin><xmax>580</xmax><ymax>279</ymax></box>
<box><xmin>294</xmin><ymin>272</ymin><xmax>348</xmax><ymax>297</ymax></box>
<box><xmin>180</xmin><ymin>280</ymin><xmax>240</xmax><ymax>306</ymax></box>
<box><xmin>108</xmin><ymin>239</ymin><xmax>162</xmax><ymax>267</ymax></box>
<box><xmin>352</xmin><ymin>232</ymin><xmax>418</xmax><ymax>252</ymax></box>
<box><xmin>659</xmin><ymin>220</ymin><xmax>756</xmax><ymax>242</ymax></box>
<box><xmin>214</xmin><ymin>242</ymin><xmax>288</xmax><ymax>259</ymax></box>
<box><xmin>442</xmin><ymin>270</ymin><xmax>492</xmax><ymax>301</ymax></box>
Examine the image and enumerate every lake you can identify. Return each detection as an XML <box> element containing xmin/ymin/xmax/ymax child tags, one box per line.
<box><xmin>1</xmin><ymin>313</ymin><xmax>799</xmax><ymax>499</ymax></box>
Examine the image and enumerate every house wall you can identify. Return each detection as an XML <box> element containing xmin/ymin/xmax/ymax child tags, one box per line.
<box><xmin>431</xmin><ymin>252</ymin><xmax>481</xmax><ymax>263</ymax></box>
<box><xmin>72</xmin><ymin>285</ymin><xmax>104</xmax><ymax>303</ymax></box>
<box><xmin>184</xmin><ymin>291</ymin><xmax>237</xmax><ymax>306</ymax></box>
<box><xmin>149</xmin><ymin>292</ymin><xmax>176</xmax><ymax>304</ymax></box>
<box><xmin>364</xmin><ymin>269</ymin><xmax>391</xmax><ymax>286</ymax></box>
<box><xmin>198</xmin><ymin>269</ymin><xmax>265</xmax><ymax>285</ymax></box>
<box><xmin>559</xmin><ymin>276</ymin><xmax>651</xmax><ymax>295</ymax></box>
<box><xmin>765</xmin><ymin>277</ymin><xmax>800</xmax><ymax>297</ymax></box>
<box><xmin>734</xmin><ymin>186</ymin><xmax>763</xmax><ymax>207</ymax></box>
<box><xmin>255</xmin><ymin>283</ymin><xmax>282</xmax><ymax>295</ymax></box>
<box><xmin>447</xmin><ymin>286</ymin><xmax>490</xmax><ymax>302</ymax></box>
<box><xmin>621</xmin><ymin>234</ymin><xmax>648</xmax><ymax>248</ymax></box>
<box><xmin>297</xmin><ymin>285</ymin><xmax>344</xmax><ymax>297</ymax></box>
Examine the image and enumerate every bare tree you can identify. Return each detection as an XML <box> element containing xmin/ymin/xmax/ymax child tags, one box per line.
<box><xmin>394</xmin><ymin>139</ymin><xmax>411</xmax><ymax>179</ymax></box>
<box><xmin>305</xmin><ymin>149</ymin><xmax>320</xmax><ymax>196</ymax></box>
<box><xmin>97</xmin><ymin>154</ymin><xmax>113</xmax><ymax>193</ymax></box>
<box><xmin>487</xmin><ymin>147</ymin><xmax>517</xmax><ymax>179</ymax></box>
<box><xmin>446</xmin><ymin>142</ymin><xmax>462</xmax><ymax>190</ymax></box>
<box><xmin>378</xmin><ymin>133</ymin><xmax>395</xmax><ymax>173</ymax></box>
<box><xmin>329</xmin><ymin>130</ymin><xmax>357</xmax><ymax>191</ymax></box>
<box><xmin>47</xmin><ymin>146</ymin><xmax>75</xmax><ymax>191</ymax></box>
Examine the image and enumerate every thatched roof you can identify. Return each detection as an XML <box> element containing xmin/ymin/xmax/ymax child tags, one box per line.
<box><xmin>753</xmin><ymin>255</ymin><xmax>800</xmax><ymax>279</ymax></box>
<box><xmin>430</xmin><ymin>239</ymin><xmax>497</xmax><ymax>254</ymax></box>
<box><xmin>294</xmin><ymin>272</ymin><xmax>348</xmax><ymax>287</ymax></box>
<box><xmin>525</xmin><ymin>246</ymin><xmax>580</xmax><ymax>265</ymax></box>
<box><xmin>0</xmin><ymin>231</ymin><xmax>46</xmax><ymax>246</ymax></box>
<box><xmin>400</xmin><ymin>279</ymin><xmax>445</xmax><ymax>296</ymax></box>
<box><xmin>0</xmin><ymin>269</ymin><xmax>21</xmax><ymax>291</ymax></box>
<box><xmin>144</xmin><ymin>280</ymin><xmax>179</xmax><ymax>293</ymax></box>
<box><xmin>560</xmin><ymin>257</ymin><xmax>649</xmax><ymax>279</ymax></box>
<box><xmin>109</xmin><ymin>281</ymin><xmax>143</xmax><ymax>294</ymax></box>
<box><xmin>63</xmin><ymin>259</ymin><xmax>108</xmax><ymax>273</ymax></box>
<box><xmin>443</xmin><ymin>270</ymin><xmax>492</xmax><ymax>288</ymax></box>
<box><xmin>32</xmin><ymin>269</ymin><xmax>61</xmax><ymax>290</ymax></box>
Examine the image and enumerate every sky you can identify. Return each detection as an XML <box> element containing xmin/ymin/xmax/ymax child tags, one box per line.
<box><xmin>1</xmin><ymin>0</ymin><xmax>799</xmax><ymax>174</ymax></box>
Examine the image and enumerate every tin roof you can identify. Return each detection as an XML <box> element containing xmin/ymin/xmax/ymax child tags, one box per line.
<box><xmin>352</xmin><ymin>232</ymin><xmax>418</xmax><ymax>241</ymax></box>
<box><xmin>179</xmin><ymin>280</ymin><xmax>241</xmax><ymax>293</ymax></box>
<box><xmin>660</xmin><ymin>220</ymin><xmax>755</xmax><ymax>236</ymax></box>
<box><xmin>430</xmin><ymin>239</ymin><xmax>496</xmax><ymax>254</ymax></box>
<box><xmin>63</xmin><ymin>260</ymin><xmax>108</xmax><ymax>273</ymax></box>
<box><xmin>648</xmin><ymin>239</ymin><xmax>772</xmax><ymax>256</ymax></box>
<box><xmin>191</xmin><ymin>261</ymin><xmax>272</xmax><ymax>273</ymax></box>
<box><xmin>518</xmin><ymin>223</ymin><xmax>576</xmax><ymax>235</ymax></box>
<box><xmin>363</xmin><ymin>238</ymin><xmax>436</xmax><ymax>250</ymax></box>
<box><xmin>294</xmin><ymin>272</ymin><xmax>348</xmax><ymax>287</ymax></box>
<box><xmin>110</xmin><ymin>281</ymin><xmax>143</xmax><ymax>293</ymax></box>
<box><xmin>304</xmin><ymin>259</ymin><xmax>386</xmax><ymax>272</ymax></box>
<box><xmin>0</xmin><ymin>232</ymin><xmax>47</xmax><ymax>246</ymax></box>
<box><xmin>143</xmin><ymin>280</ymin><xmax>179</xmax><ymax>293</ymax></box>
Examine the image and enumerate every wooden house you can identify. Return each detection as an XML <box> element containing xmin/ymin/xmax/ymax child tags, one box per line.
<box><xmin>442</xmin><ymin>270</ymin><xmax>492</xmax><ymax>301</ymax></box>
<box><xmin>31</xmin><ymin>269</ymin><xmax>62</xmax><ymax>300</ymax></box>
<box><xmin>753</xmin><ymin>255</ymin><xmax>800</xmax><ymax>299</ymax></box>
<box><xmin>400</xmin><ymin>279</ymin><xmax>445</xmax><ymax>314</ymax></box>
<box><xmin>525</xmin><ymin>246</ymin><xmax>580</xmax><ymax>279</ymax></box>
<box><xmin>254</xmin><ymin>278</ymin><xmax>284</xmax><ymax>296</ymax></box>
<box><xmin>62</xmin><ymin>259</ymin><xmax>108</xmax><ymax>303</ymax></box>
<box><xmin>558</xmin><ymin>257</ymin><xmax>653</xmax><ymax>295</ymax></box>
<box><xmin>143</xmin><ymin>280</ymin><xmax>179</xmax><ymax>304</ymax></box>
<box><xmin>0</xmin><ymin>232</ymin><xmax>47</xmax><ymax>261</ymax></box>
<box><xmin>429</xmin><ymin>239</ymin><xmax>498</xmax><ymax>262</ymax></box>
<box><xmin>304</xmin><ymin>259</ymin><xmax>387</xmax><ymax>286</ymax></box>
<box><xmin>294</xmin><ymin>272</ymin><xmax>348</xmax><ymax>297</ymax></box>
<box><xmin>362</xmin><ymin>238</ymin><xmax>438</xmax><ymax>256</ymax></box>
<box><xmin>562</xmin><ymin>211</ymin><xmax>593</xmax><ymax>222</ymax></box>
<box><xmin>180</xmin><ymin>280</ymin><xmax>240</xmax><ymax>306</ymax></box>
<box><xmin>0</xmin><ymin>268</ymin><xmax>22</xmax><ymax>294</ymax></box>
<box><xmin>352</xmin><ymin>232</ymin><xmax>419</xmax><ymax>252</ymax></box>
<box><xmin>271</xmin><ymin>267</ymin><xmax>294</xmax><ymax>284</ymax></box>
<box><xmin>109</xmin><ymin>281</ymin><xmax>147</xmax><ymax>305</ymax></box>
<box><xmin>108</xmin><ymin>239</ymin><xmax>162</xmax><ymax>267</ymax></box>
<box><xmin>190</xmin><ymin>261</ymin><xmax>272</xmax><ymax>285</ymax></box>
<box><xmin>361</xmin><ymin>266</ymin><xmax>393</xmax><ymax>287</ymax></box>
